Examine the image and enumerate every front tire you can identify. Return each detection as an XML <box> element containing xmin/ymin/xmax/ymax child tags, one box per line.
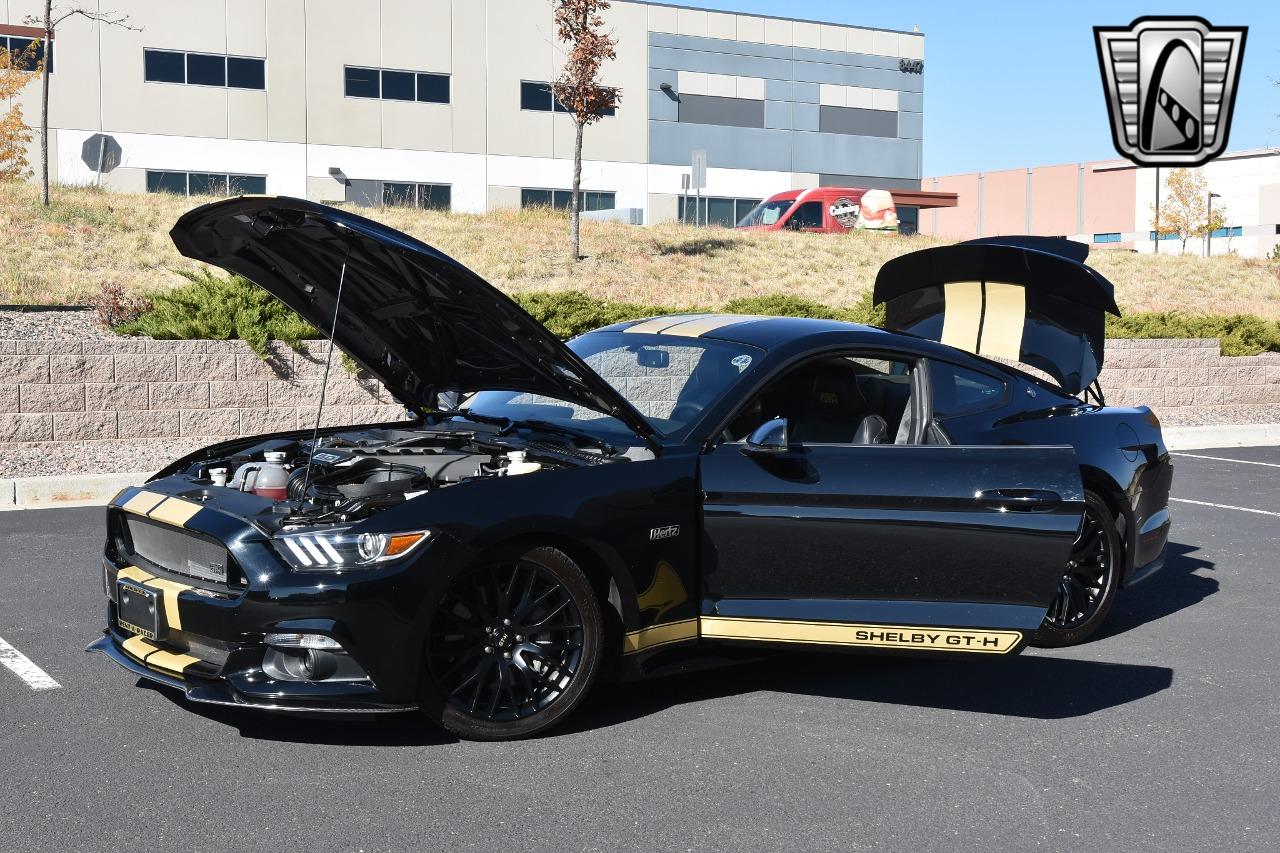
<box><xmin>1031</xmin><ymin>491</ymin><xmax>1121</xmax><ymax>648</ymax></box>
<box><xmin>420</xmin><ymin>546</ymin><xmax>603</xmax><ymax>741</ymax></box>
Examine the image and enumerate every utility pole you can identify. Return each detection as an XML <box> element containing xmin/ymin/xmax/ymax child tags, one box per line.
<box><xmin>1153</xmin><ymin>167</ymin><xmax>1160</xmax><ymax>255</ymax></box>
<box><xmin>1207</xmin><ymin>191</ymin><xmax>1220</xmax><ymax>257</ymax></box>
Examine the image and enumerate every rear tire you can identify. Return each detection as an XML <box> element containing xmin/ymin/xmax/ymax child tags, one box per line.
<box><xmin>420</xmin><ymin>546</ymin><xmax>603</xmax><ymax>741</ymax></box>
<box><xmin>1031</xmin><ymin>491</ymin><xmax>1121</xmax><ymax>648</ymax></box>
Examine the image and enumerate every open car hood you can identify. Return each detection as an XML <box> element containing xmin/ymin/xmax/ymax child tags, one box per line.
<box><xmin>873</xmin><ymin>237</ymin><xmax>1122</xmax><ymax>395</ymax></box>
<box><xmin>170</xmin><ymin>197</ymin><xmax>655</xmax><ymax>440</ymax></box>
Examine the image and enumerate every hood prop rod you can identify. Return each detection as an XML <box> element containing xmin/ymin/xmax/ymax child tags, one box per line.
<box><xmin>299</xmin><ymin>243</ymin><xmax>352</xmax><ymax>501</ymax></box>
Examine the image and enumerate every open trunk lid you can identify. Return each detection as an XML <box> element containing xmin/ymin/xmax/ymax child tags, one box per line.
<box><xmin>873</xmin><ymin>237</ymin><xmax>1122</xmax><ymax>395</ymax></box>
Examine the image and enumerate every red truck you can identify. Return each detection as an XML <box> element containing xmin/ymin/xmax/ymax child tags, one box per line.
<box><xmin>735</xmin><ymin>187</ymin><xmax>958</xmax><ymax>235</ymax></box>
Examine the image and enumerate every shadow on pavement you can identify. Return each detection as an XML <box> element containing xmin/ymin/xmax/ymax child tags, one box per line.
<box><xmin>565</xmin><ymin>652</ymin><xmax>1173</xmax><ymax>735</ymax></box>
<box><xmin>140</xmin><ymin>543</ymin><xmax>1204</xmax><ymax>744</ymax></box>
<box><xmin>1098</xmin><ymin>541</ymin><xmax>1217</xmax><ymax>641</ymax></box>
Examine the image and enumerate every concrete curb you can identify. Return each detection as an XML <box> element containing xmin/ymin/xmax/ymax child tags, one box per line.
<box><xmin>0</xmin><ymin>471</ymin><xmax>150</xmax><ymax>511</ymax></box>
<box><xmin>1163</xmin><ymin>424</ymin><xmax>1280</xmax><ymax>451</ymax></box>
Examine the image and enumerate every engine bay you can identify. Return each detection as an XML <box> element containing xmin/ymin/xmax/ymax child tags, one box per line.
<box><xmin>178</xmin><ymin>423</ymin><xmax>624</xmax><ymax>526</ymax></box>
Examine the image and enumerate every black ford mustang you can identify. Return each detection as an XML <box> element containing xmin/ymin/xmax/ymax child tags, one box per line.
<box><xmin>90</xmin><ymin>198</ymin><xmax>1172</xmax><ymax>740</ymax></box>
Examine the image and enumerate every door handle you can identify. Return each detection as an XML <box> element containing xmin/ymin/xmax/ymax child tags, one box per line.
<box><xmin>978</xmin><ymin>488</ymin><xmax>1061</xmax><ymax>511</ymax></box>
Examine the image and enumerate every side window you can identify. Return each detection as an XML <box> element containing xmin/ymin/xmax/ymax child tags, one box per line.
<box><xmin>930</xmin><ymin>361</ymin><xmax>1006</xmax><ymax>417</ymax></box>
<box><xmin>726</xmin><ymin>353</ymin><xmax>917</xmax><ymax>445</ymax></box>
<box><xmin>788</xmin><ymin>201</ymin><xmax>824</xmax><ymax>229</ymax></box>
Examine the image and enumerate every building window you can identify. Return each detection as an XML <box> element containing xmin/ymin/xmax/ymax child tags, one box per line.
<box><xmin>1148</xmin><ymin>231</ymin><xmax>1181</xmax><ymax>241</ymax></box>
<box><xmin>678</xmin><ymin>197</ymin><xmax>762</xmax><ymax>227</ymax></box>
<box><xmin>146</xmin><ymin>170</ymin><xmax>266</xmax><ymax>197</ymax></box>
<box><xmin>1209</xmin><ymin>226</ymin><xmax>1243</xmax><ymax>238</ymax></box>
<box><xmin>521</xmin><ymin>189</ymin><xmax>615</xmax><ymax>211</ymax></box>
<box><xmin>382</xmin><ymin>182</ymin><xmax>452</xmax><ymax>211</ymax></box>
<box><xmin>344</xmin><ymin>66</ymin><xmax>450</xmax><ymax>104</ymax></box>
<box><xmin>519</xmin><ymin>80</ymin><xmax>614</xmax><ymax>116</ymax></box>
<box><xmin>1093</xmin><ymin>232</ymin><xmax>1122</xmax><ymax>243</ymax></box>
<box><xmin>1</xmin><ymin>34</ymin><xmax>51</xmax><ymax>73</ymax></box>
<box><xmin>143</xmin><ymin>49</ymin><xmax>265</xmax><ymax>90</ymax></box>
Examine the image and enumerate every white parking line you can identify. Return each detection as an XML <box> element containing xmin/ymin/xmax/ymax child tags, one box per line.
<box><xmin>1173</xmin><ymin>452</ymin><xmax>1280</xmax><ymax>468</ymax></box>
<box><xmin>0</xmin><ymin>636</ymin><xmax>61</xmax><ymax>691</ymax></box>
<box><xmin>1170</xmin><ymin>497</ymin><xmax>1280</xmax><ymax>518</ymax></box>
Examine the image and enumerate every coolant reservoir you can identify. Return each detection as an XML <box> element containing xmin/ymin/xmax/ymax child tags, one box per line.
<box><xmin>505</xmin><ymin>450</ymin><xmax>541</xmax><ymax>476</ymax></box>
<box><xmin>251</xmin><ymin>451</ymin><xmax>291</xmax><ymax>500</ymax></box>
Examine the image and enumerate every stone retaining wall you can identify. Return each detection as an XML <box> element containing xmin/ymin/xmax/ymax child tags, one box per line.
<box><xmin>2</xmin><ymin>337</ymin><xmax>1278</xmax><ymax>443</ymax></box>
<box><xmin>1100</xmin><ymin>339</ymin><xmax>1280</xmax><ymax>410</ymax></box>
<box><xmin>0</xmin><ymin>339</ymin><xmax>403</xmax><ymax>443</ymax></box>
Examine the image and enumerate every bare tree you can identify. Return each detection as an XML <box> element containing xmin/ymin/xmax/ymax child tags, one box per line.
<box><xmin>550</xmin><ymin>0</ymin><xmax>621</xmax><ymax>261</ymax></box>
<box><xmin>25</xmin><ymin>2</ymin><xmax>137</xmax><ymax>206</ymax></box>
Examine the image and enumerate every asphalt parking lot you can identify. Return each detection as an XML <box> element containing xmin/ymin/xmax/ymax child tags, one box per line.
<box><xmin>1</xmin><ymin>448</ymin><xmax>1277</xmax><ymax>853</ymax></box>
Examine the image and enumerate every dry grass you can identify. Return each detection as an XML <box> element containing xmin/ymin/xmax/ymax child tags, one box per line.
<box><xmin>3</xmin><ymin>182</ymin><xmax>1279</xmax><ymax>316</ymax></box>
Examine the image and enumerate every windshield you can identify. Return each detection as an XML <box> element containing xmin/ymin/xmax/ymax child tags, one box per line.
<box><xmin>737</xmin><ymin>199</ymin><xmax>795</xmax><ymax>227</ymax></box>
<box><xmin>463</xmin><ymin>331</ymin><xmax>763</xmax><ymax>442</ymax></box>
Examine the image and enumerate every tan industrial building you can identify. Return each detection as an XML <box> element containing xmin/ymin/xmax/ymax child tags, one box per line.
<box><xmin>919</xmin><ymin>148</ymin><xmax>1280</xmax><ymax>259</ymax></box>
<box><xmin>1</xmin><ymin>0</ymin><xmax>927</xmax><ymax>226</ymax></box>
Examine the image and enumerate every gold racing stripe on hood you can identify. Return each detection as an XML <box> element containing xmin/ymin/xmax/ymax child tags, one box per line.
<box><xmin>147</xmin><ymin>497</ymin><xmax>203</xmax><ymax>528</ymax></box>
<box><xmin>700</xmin><ymin>617</ymin><xmax>1022</xmax><ymax>654</ymax></box>
<box><xmin>121</xmin><ymin>490</ymin><xmax>166</xmax><ymax>516</ymax></box>
<box><xmin>977</xmin><ymin>282</ymin><xmax>1026</xmax><ymax>361</ymax></box>
<box><xmin>623</xmin><ymin>618</ymin><xmax>699</xmax><ymax>654</ymax></box>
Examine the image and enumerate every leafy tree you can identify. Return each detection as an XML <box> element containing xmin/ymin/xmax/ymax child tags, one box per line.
<box><xmin>1151</xmin><ymin>167</ymin><xmax>1227</xmax><ymax>254</ymax></box>
<box><xmin>24</xmin><ymin>3</ymin><xmax>137</xmax><ymax>205</ymax></box>
<box><xmin>0</xmin><ymin>40</ymin><xmax>40</xmax><ymax>181</ymax></box>
<box><xmin>550</xmin><ymin>0</ymin><xmax>621</xmax><ymax>261</ymax></box>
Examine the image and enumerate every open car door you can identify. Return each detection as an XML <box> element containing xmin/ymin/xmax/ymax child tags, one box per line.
<box><xmin>872</xmin><ymin>237</ymin><xmax>1122</xmax><ymax>395</ymax></box>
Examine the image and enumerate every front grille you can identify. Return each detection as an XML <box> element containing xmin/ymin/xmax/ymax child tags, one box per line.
<box><xmin>122</xmin><ymin>515</ymin><xmax>230</xmax><ymax>585</ymax></box>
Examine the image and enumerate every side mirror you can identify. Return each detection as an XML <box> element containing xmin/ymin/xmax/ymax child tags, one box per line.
<box><xmin>743</xmin><ymin>417</ymin><xmax>789</xmax><ymax>454</ymax></box>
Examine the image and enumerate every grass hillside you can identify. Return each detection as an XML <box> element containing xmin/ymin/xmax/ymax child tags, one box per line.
<box><xmin>2</xmin><ymin>183</ymin><xmax>1279</xmax><ymax>318</ymax></box>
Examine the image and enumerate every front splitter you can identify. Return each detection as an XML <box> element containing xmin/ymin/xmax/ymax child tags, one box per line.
<box><xmin>86</xmin><ymin>634</ymin><xmax>418</xmax><ymax>715</ymax></box>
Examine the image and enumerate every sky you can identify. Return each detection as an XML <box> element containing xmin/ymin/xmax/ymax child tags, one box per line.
<box><xmin>670</xmin><ymin>0</ymin><xmax>1280</xmax><ymax>175</ymax></box>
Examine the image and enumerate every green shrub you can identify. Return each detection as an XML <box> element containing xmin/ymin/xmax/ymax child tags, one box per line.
<box><xmin>510</xmin><ymin>290</ymin><xmax>670</xmax><ymax>339</ymax></box>
<box><xmin>116</xmin><ymin>269</ymin><xmax>320</xmax><ymax>357</ymax></box>
<box><xmin>1106</xmin><ymin>312</ymin><xmax>1280</xmax><ymax>356</ymax></box>
<box><xmin>119</xmin><ymin>273</ymin><xmax>1280</xmax><ymax>360</ymax></box>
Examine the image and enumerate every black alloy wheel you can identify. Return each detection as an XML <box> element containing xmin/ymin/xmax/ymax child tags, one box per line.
<box><xmin>422</xmin><ymin>546</ymin><xmax>602</xmax><ymax>740</ymax></box>
<box><xmin>1031</xmin><ymin>491</ymin><xmax>1121</xmax><ymax>648</ymax></box>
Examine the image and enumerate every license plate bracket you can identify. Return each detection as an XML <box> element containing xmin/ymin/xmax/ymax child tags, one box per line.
<box><xmin>117</xmin><ymin>581</ymin><xmax>161</xmax><ymax>640</ymax></box>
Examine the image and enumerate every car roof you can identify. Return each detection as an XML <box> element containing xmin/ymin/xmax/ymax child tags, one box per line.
<box><xmin>587</xmin><ymin>314</ymin><xmax>1071</xmax><ymax>393</ymax></box>
<box><xmin>591</xmin><ymin>314</ymin><xmax>890</xmax><ymax>349</ymax></box>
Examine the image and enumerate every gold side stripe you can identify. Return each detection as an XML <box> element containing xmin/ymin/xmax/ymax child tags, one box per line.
<box><xmin>121</xmin><ymin>490</ymin><xmax>166</xmax><ymax>516</ymax></box>
<box><xmin>116</xmin><ymin>565</ymin><xmax>155</xmax><ymax>585</ymax></box>
<box><xmin>623</xmin><ymin>314</ymin><xmax>713</xmax><ymax>335</ymax></box>
<box><xmin>148</xmin><ymin>497</ymin><xmax>202</xmax><ymax>528</ymax></box>
<box><xmin>660</xmin><ymin>314</ymin><xmax>763</xmax><ymax>338</ymax></box>
<box><xmin>623</xmin><ymin>618</ymin><xmax>699</xmax><ymax>654</ymax></box>
<box><xmin>143</xmin><ymin>577</ymin><xmax>193</xmax><ymax>632</ymax></box>
<box><xmin>699</xmin><ymin>617</ymin><xmax>1022</xmax><ymax>654</ymax></box>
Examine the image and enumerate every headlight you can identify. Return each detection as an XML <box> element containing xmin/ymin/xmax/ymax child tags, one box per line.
<box><xmin>272</xmin><ymin>527</ymin><xmax>431</xmax><ymax>571</ymax></box>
